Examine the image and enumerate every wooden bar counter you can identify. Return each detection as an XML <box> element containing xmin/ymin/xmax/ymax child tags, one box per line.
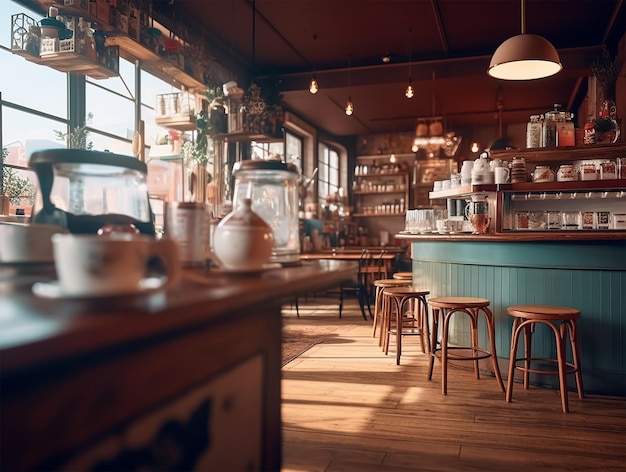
<box><xmin>397</xmin><ymin>231</ymin><xmax>626</xmax><ymax>396</ymax></box>
<box><xmin>0</xmin><ymin>259</ymin><xmax>356</xmax><ymax>471</ymax></box>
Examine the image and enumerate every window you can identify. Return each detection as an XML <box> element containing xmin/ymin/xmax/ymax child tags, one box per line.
<box><xmin>285</xmin><ymin>130</ymin><xmax>302</xmax><ymax>169</ymax></box>
<box><xmin>0</xmin><ymin>1</ymin><xmax>188</xmax><ymax>216</ymax></box>
<box><xmin>318</xmin><ymin>142</ymin><xmax>340</xmax><ymax>206</ymax></box>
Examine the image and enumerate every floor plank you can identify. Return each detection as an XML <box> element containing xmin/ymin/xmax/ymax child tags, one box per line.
<box><xmin>281</xmin><ymin>297</ymin><xmax>626</xmax><ymax>472</ymax></box>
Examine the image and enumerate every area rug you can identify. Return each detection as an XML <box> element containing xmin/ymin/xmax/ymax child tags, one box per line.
<box><xmin>281</xmin><ymin>323</ymin><xmax>339</xmax><ymax>366</ymax></box>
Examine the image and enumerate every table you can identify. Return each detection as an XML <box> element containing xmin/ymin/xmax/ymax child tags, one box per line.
<box><xmin>0</xmin><ymin>260</ymin><xmax>356</xmax><ymax>472</ymax></box>
<box><xmin>300</xmin><ymin>251</ymin><xmax>399</xmax><ymax>319</ymax></box>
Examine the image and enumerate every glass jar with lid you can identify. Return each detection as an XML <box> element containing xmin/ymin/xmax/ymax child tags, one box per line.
<box><xmin>526</xmin><ymin>114</ymin><xmax>543</xmax><ymax>148</ymax></box>
<box><xmin>232</xmin><ymin>160</ymin><xmax>301</xmax><ymax>263</ymax></box>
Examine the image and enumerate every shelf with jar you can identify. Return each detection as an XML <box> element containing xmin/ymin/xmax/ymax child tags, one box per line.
<box><xmin>489</xmin><ymin>143</ymin><xmax>625</xmax><ymax>165</ymax></box>
<box><xmin>18</xmin><ymin>0</ymin><xmax>212</xmax><ymax>92</ymax></box>
<box><xmin>352</xmin><ymin>171</ymin><xmax>409</xmax><ymax>219</ymax></box>
<box><xmin>428</xmin><ymin>180</ymin><xmax>626</xmax><ymax>234</ymax></box>
<box><xmin>10</xmin><ymin>12</ymin><xmax>119</xmax><ymax>79</ymax></box>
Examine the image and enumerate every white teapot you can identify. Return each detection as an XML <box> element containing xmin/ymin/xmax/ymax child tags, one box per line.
<box><xmin>213</xmin><ymin>198</ymin><xmax>274</xmax><ymax>271</ymax></box>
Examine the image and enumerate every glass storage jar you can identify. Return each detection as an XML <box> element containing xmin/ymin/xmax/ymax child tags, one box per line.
<box><xmin>232</xmin><ymin>160</ymin><xmax>300</xmax><ymax>264</ymax></box>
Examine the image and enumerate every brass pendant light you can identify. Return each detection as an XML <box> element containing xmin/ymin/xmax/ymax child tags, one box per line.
<box><xmin>488</xmin><ymin>0</ymin><xmax>562</xmax><ymax>80</ymax></box>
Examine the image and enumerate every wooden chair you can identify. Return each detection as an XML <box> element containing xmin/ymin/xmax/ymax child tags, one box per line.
<box><xmin>506</xmin><ymin>305</ymin><xmax>584</xmax><ymax>413</ymax></box>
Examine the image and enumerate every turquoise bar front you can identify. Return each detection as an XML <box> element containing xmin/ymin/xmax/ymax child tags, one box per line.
<box><xmin>411</xmin><ymin>239</ymin><xmax>626</xmax><ymax>396</ymax></box>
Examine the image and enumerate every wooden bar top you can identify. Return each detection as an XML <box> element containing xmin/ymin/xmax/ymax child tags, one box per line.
<box><xmin>396</xmin><ymin>231</ymin><xmax>626</xmax><ymax>242</ymax></box>
<box><xmin>0</xmin><ymin>259</ymin><xmax>356</xmax><ymax>374</ymax></box>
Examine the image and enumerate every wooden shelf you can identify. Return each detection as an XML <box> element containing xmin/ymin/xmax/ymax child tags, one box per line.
<box><xmin>21</xmin><ymin>0</ymin><xmax>209</xmax><ymax>92</ymax></box>
<box><xmin>214</xmin><ymin>132</ymin><xmax>284</xmax><ymax>143</ymax></box>
<box><xmin>490</xmin><ymin>143</ymin><xmax>626</xmax><ymax>163</ymax></box>
<box><xmin>154</xmin><ymin>115</ymin><xmax>197</xmax><ymax>131</ymax></box>
<box><xmin>429</xmin><ymin>180</ymin><xmax>626</xmax><ymax>200</ymax></box>
<box><xmin>352</xmin><ymin>213</ymin><xmax>405</xmax><ymax>218</ymax></box>
<box><xmin>353</xmin><ymin>190</ymin><xmax>407</xmax><ymax>195</ymax></box>
<box><xmin>12</xmin><ymin>49</ymin><xmax>118</xmax><ymax>79</ymax></box>
<box><xmin>355</xmin><ymin>172</ymin><xmax>408</xmax><ymax>178</ymax></box>
<box><xmin>106</xmin><ymin>36</ymin><xmax>207</xmax><ymax>93</ymax></box>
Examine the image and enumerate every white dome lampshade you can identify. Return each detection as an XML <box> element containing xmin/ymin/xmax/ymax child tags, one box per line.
<box><xmin>488</xmin><ymin>33</ymin><xmax>562</xmax><ymax>80</ymax></box>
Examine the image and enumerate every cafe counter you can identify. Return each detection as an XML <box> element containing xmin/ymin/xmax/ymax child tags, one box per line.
<box><xmin>397</xmin><ymin>231</ymin><xmax>626</xmax><ymax>397</ymax></box>
<box><xmin>0</xmin><ymin>259</ymin><xmax>356</xmax><ymax>471</ymax></box>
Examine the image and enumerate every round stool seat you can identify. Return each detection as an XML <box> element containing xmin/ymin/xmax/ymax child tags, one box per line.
<box><xmin>427</xmin><ymin>296</ymin><xmax>504</xmax><ymax>395</ymax></box>
<box><xmin>393</xmin><ymin>272</ymin><xmax>413</xmax><ymax>280</ymax></box>
<box><xmin>508</xmin><ymin>305</ymin><xmax>580</xmax><ymax>320</ymax></box>
<box><xmin>374</xmin><ymin>279</ymin><xmax>410</xmax><ymax>288</ymax></box>
<box><xmin>371</xmin><ymin>279</ymin><xmax>411</xmax><ymax>345</ymax></box>
<box><xmin>505</xmin><ymin>304</ymin><xmax>583</xmax><ymax>413</ymax></box>
<box><xmin>430</xmin><ymin>296</ymin><xmax>490</xmax><ymax>309</ymax></box>
<box><xmin>382</xmin><ymin>286</ymin><xmax>430</xmax><ymax>364</ymax></box>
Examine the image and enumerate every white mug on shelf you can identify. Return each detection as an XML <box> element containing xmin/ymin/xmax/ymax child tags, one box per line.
<box><xmin>494</xmin><ymin>166</ymin><xmax>510</xmax><ymax>184</ymax></box>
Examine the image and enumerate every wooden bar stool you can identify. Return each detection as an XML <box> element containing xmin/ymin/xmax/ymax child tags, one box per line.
<box><xmin>393</xmin><ymin>271</ymin><xmax>412</xmax><ymax>280</ymax></box>
<box><xmin>427</xmin><ymin>297</ymin><xmax>505</xmax><ymax>395</ymax></box>
<box><xmin>506</xmin><ymin>305</ymin><xmax>584</xmax><ymax>413</ymax></box>
<box><xmin>371</xmin><ymin>279</ymin><xmax>411</xmax><ymax>345</ymax></box>
<box><xmin>382</xmin><ymin>286</ymin><xmax>430</xmax><ymax>365</ymax></box>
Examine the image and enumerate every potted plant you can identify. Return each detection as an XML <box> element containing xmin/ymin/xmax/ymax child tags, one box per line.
<box><xmin>591</xmin><ymin>48</ymin><xmax>622</xmax><ymax>143</ymax></box>
<box><xmin>1</xmin><ymin>147</ymin><xmax>36</xmax><ymax>215</ymax></box>
<box><xmin>181</xmin><ymin>108</ymin><xmax>214</xmax><ymax>203</ymax></box>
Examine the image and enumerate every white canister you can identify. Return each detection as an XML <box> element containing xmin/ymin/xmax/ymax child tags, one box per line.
<box><xmin>557</xmin><ymin>164</ymin><xmax>577</xmax><ymax>182</ymax></box>
<box><xmin>165</xmin><ymin>202</ymin><xmax>212</xmax><ymax>267</ymax></box>
<box><xmin>580</xmin><ymin>163</ymin><xmax>598</xmax><ymax>181</ymax></box>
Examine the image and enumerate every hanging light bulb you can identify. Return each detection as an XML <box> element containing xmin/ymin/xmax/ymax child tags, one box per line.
<box><xmin>471</xmin><ymin>142</ymin><xmax>480</xmax><ymax>153</ymax></box>
<box><xmin>309</xmin><ymin>76</ymin><xmax>319</xmax><ymax>94</ymax></box>
<box><xmin>345</xmin><ymin>96</ymin><xmax>354</xmax><ymax>116</ymax></box>
<box><xmin>405</xmin><ymin>82</ymin><xmax>414</xmax><ymax>99</ymax></box>
<box><xmin>405</xmin><ymin>27</ymin><xmax>414</xmax><ymax>99</ymax></box>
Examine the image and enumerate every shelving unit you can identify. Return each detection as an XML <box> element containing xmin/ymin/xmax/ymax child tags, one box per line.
<box><xmin>12</xmin><ymin>0</ymin><xmax>212</xmax><ymax>91</ymax></box>
<box><xmin>352</xmin><ymin>171</ymin><xmax>409</xmax><ymax>218</ymax></box>
<box><xmin>428</xmin><ymin>144</ymin><xmax>626</xmax><ymax>234</ymax></box>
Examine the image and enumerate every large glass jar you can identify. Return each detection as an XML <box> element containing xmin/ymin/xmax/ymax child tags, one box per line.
<box><xmin>232</xmin><ymin>160</ymin><xmax>300</xmax><ymax>264</ymax></box>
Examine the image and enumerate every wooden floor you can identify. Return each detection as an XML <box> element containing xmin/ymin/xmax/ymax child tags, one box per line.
<box><xmin>280</xmin><ymin>296</ymin><xmax>626</xmax><ymax>472</ymax></box>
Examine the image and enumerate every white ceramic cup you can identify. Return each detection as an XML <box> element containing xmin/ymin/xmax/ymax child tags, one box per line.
<box><xmin>51</xmin><ymin>233</ymin><xmax>181</xmax><ymax>296</ymax></box>
<box><xmin>494</xmin><ymin>167</ymin><xmax>510</xmax><ymax>184</ymax></box>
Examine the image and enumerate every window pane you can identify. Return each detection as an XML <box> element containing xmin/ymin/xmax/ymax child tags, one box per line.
<box><xmin>86</xmin><ymin>57</ymin><xmax>135</xmax><ymax>98</ymax></box>
<box><xmin>88</xmin><ymin>131</ymin><xmax>132</xmax><ymax>155</ymax></box>
<box><xmin>1</xmin><ymin>2</ymin><xmax>68</xmax><ymax>118</ymax></box>
<box><xmin>285</xmin><ymin>131</ymin><xmax>302</xmax><ymax>169</ymax></box>
<box><xmin>2</xmin><ymin>107</ymin><xmax>67</xmax><ymax>157</ymax></box>
<box><xmin>86</xmin><ymin>84</ymin><xmax>135</xmax><ymax>140</ymax></box>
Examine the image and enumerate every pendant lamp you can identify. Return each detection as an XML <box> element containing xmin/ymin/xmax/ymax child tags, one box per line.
<box><xmin>488</xmin><ymin>0</ymin><xmax>562</xmax><ymax>80</ymax></box>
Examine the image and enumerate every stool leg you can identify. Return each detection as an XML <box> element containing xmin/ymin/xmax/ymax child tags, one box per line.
<box><xmin>551</xmin><ymin>320</ymin><xmax>569</xmax><ymax>413</ymax></box>
<box><xmin>441</xmin><ymin>308</ymin><xmax>451</xmax><ymax>395</ymax></box>
<box><xmin>523</xmin><ymin>320</ymin><xmax>533</xmax><ymax>389</ymax></box>
<box><xmin>506</xmin><ymin>317</ymin><xmax>522</xmax><ymax>403</ymax></box>
<box><xmin>395</xmin><ymin>296</ymin><xmax>403</xmax><ymax>365</ymax></box>
<box><xmin>470</xmin><ymin>308</ymin><xmax>481</xmax><ymax>380</ymax></box>
<box><xmin>381</xmin><ymin>292</ymin><xmax>390</xmax><ymax>350</ymax></box>
<box><xmin>421</xmin><ymin>297</ymin><xmax>432</xmax><ymax>355</ymax></box>
<box><xmin>383</xmin><ymin>293</ymin><xmax>392</xmax><ymax>354</ymax></box>
<box><xmin>482</xmin><ymin>306</ymin><xmax>505</xmax><ymax>392</ymax></box>
<box><xmin>372</xmin><ymin>286</ymin><xmax>382</xmax><ymax>338</ymax></box>
<box><xmin>427</xmin><ymin>307</ymin><xmax>440</xmax><ymax>382</ymax></box>
<box><xmin>566</xmin><ymin>319</ymin><xmax>585</xmax><ymax>399</ymax></box>
<box><xmin>417</xmin><ymin>297</ymin><xmax>428</xmax><ymax>354</ymax></box>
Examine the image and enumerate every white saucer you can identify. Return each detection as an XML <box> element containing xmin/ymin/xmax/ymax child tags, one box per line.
<box><xmin>32</xmin><ymin>277</ymin><xmax>165</xmax><ymax>299</ymax></box>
